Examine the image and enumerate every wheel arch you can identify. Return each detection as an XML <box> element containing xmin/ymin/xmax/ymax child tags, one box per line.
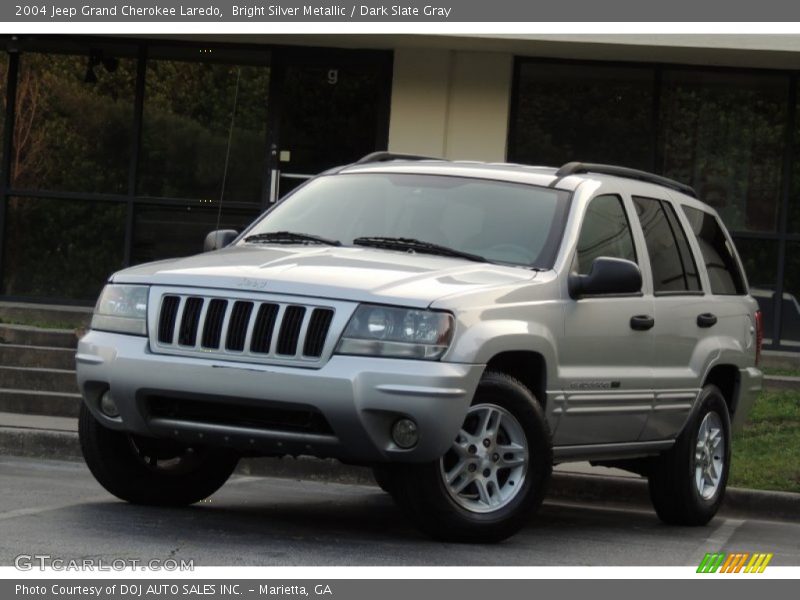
<box><xmin>703</xmin><ymin>363</ymin><xmax>741</xmax><ymax>418</ymax></box>
<box><xmin>484</xmin><ymin>350</ymin><xmax>547</xmax><ymax>410</ymax></box>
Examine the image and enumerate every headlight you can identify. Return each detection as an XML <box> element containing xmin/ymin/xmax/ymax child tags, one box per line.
<box><xmin>91</xmin><ymin>284</ymin><xmax>149</xmax><ymax>336</ymax></box>
<box><xmin>336</xmin><ymin>304</ymin><xmax>454</xmax><ymax>360</ymax></box>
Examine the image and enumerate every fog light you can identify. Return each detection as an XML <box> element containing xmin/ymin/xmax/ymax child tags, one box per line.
<box><xmin>391</xmin><ymin>418</ymin><xmax>419</xmax><ymax>449</ymax></box>
<box><xmin>100</xmin><ymin>390</ymin><xmax>119</xmax><ymax>418</ymax></box>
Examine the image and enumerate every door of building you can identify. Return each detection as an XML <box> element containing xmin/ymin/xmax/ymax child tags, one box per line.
<box><xmin>266</xmin><ymin>49</ymin><xmax>392</xmax><ymax>204</ymax></box>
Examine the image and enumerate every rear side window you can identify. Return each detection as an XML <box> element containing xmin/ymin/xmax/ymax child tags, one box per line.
<box><xmin>681</xmin><ymin>206</ymin><xmax>746</xmax><ymax>295</ymax></box>
<box><xmin>576</xmin><ymin>194</ymin><xmax>637</xmax><ymax>275</ymax></box>
<box><xmin>634</xmin><ymin>196</ymin><xmax>701</xmax><ymax>294</ymax></box>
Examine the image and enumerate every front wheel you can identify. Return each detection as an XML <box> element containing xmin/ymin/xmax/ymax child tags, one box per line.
<box><xmin>392</xmin><ymin>371</ymin><xmax>552</xmax><ymax>543</ymax></box>
<box><xmin>79</xmin><ymin>403</ymin><xmax>239</xmax><ymax>506</ymax></box>
<box><xmin>648</xmin><ymin>385</ymin><xmax>731</xmax><ymax>525</ymax></box>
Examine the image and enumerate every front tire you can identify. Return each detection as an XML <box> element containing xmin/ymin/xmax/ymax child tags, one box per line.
<box><xmin>392</xmin><ymin>371</ymin><xmax>552</xmax><ymax>543</ymax></box>
<box><xmin>648</xmin><ymin>385</ymin><xmax>731</xmax><ymax>525</ymax></box>
<box><xmin>79</xmin><ymin>403</ymin><xmax>239</xmax><ymax>506</ymax></box>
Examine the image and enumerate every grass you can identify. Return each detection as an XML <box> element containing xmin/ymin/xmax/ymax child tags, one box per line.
<box><xmin>730</xmin><ymin>389</ymin><xmax>800</xmax><ymax>494</ymax></box>
<box><xmin>762</xmin><ymin>366</ymin><xmax>800</xmax><ymax>378</ymax></box>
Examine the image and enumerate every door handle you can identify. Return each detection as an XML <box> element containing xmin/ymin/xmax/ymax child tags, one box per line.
<box><xmin>697</xmin><ymin>313</ymin><xmax>718</xmax><ymax>328</ymax></box>
<box><xmin>630</xmin><ymin>315</ymin><xmax>655</xmax><ymax>331</ymax></box>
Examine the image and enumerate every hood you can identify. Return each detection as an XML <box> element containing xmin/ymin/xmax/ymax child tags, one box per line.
<box><xmin>112</xmin><ymin>245</ymin><xmax>538</xmax><ymax>307</ymax></box>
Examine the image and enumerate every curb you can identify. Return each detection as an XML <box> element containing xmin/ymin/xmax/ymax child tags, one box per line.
<box><xmin>763</xmin><ymin>375</ymin><xmax>800</xmax><ymax>392</ymax></box>
<box><xmin>2</xmin><ymin>426</ymin><xmax>798</xmax><ymax>521</ymax></box>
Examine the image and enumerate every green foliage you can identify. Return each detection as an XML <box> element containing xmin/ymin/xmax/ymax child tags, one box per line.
<box><xmin>3</xmin><ymin>197</ymin><xmax>125</xmax><ymax>300</ymax></box>
<box><xmin>138</xmin><ymin>60</ymin><xmax>269</xmax><ymax>202</ymax></box>
<box><xmin>730</xmin><ymin>390</ymin><xmax>800</xmax><ymax>493</ymax></box>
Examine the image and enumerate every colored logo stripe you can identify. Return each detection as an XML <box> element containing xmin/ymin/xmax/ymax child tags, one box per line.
<box><xmin>697</xmin><ymin>552</ymin><xmax>773</xmax><ymax>573</ymax></box>
<box><xmin>745</xmin><ymin>553</ymin><xmax>773</xmax><ymax>573</ymax></box>
<box><xmin>697</xmin><ymin>553</ymin><xmax>726</xmax><ymax>573</ymax></box>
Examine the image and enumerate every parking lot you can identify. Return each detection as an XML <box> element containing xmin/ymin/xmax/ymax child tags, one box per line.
<box><xmin>1</xmin><ymin>456</ymin><xmax>798</xmax><ymax>567</ymax></box>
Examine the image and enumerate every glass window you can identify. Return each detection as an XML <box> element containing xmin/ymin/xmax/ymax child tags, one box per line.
<box><xmin>138</xmin><ymin>56</ymin><xmax>269</xmax><ymax>202</ymax></box>
<box><xmin>508</xmin><ymin>62</ymin><xmax>655</xmax><ymax>170</ymax></box>
<box><xmin>0</xmin><ymin>51</ymin><xmax>7</xmax><ymax>174</ymax></box>
<box><xmin>132</xmin><ymin>204</ymin><xmax>260</xmax><ymax>265</ymax></box>
<box><xmin>781</xmin><ymin>242</ymin><xmax>800</xmax><ymax>348</ymax></box>
<box><xmin>788</xmin><ymin>80</ymin><xmax>800</xmax><ymax>234</ymax></box>
<box><xmin>634</xmin><ymin>196</ymin><xmax>700</xmax><ymax>293</ymax></box>
<box><xmin>246</xmin><ymin>173</ymin><xmax>570</xmax><ymax>268</ymax></box>
<box><xmin>734</xmin><ymin>237</ymin><xmax>778</xmax><ymax>345</ymax></box>
<box><xmin>2</xmin><ymin>197</ymin><xmax>125</xmax><ymax>300</ymax></box>
<box><xmin>682</xmin><ymin>206</ymin><xmax>746</xmax><ymax>295</ymax></box>
<box><xmin>12</xmin><ymin>50</ymin><xmax>137</xmax><ymax>194</ymax></box>
<box><xmin>576</xmin><ymin>194</ymin><xmax>637</xmax><ymax>275</ymax></box>
<box><xmin>660</xmin><ymin>70</ymin><xmax>788</xmax><ymax>233</ymax></box>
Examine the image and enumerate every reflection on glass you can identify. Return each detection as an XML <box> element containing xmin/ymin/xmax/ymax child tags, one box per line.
<box><xmin>789</xmin><ymin>84</ymin><xmax>800</xmax><ymax>233</ymax></box>
<box><xmin>781</xmin><ymin>242</ymin><xmax>800</xmax><ymax>347</ymax></box>
<box><xmin>660</xmin><ymin>70</ymin><xmax>788</xmax><ymax>233</ymax></box>
<box><xmin>733</xmin><ymin>237</ymin><xmax>778</xmax><ymax>344</ymax></box>
<box><xmin>508</xmin><ymin>63</ymin><xmax>655</xmax><ymax>170</ymax></box>
<box><xmin>2</xmin><ymin>197</ymin><xmax>125</xmax><ymax>300</ymax></box>
<box><xmin>138</xmin><ymin>59</ymin><xmax>269</xmax><ymax>202</ymax></box>
<box><xmin>12</xmin><ymin>51</ymin><xmax>136</xmax><ymax>194</ymax></box>
<box><xmin>0</xmin><ymin>51</ymin><xmax>7</xmax><ymax>173</ymax></box>
<box><xmin>132</xmin><ymin>204</ymin><xmax>259</xmax><ymax>264</ymax></box>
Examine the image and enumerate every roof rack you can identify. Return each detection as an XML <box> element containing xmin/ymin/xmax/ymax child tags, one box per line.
<box><xmin>554</xmin><ymin>162</ymin><xmax>697</xmax><ymax>198</ymax></box>
<box><xmin>354</xmin><ymin>151</ymin><xmax>443</xmax><ymax>165</ymax></box>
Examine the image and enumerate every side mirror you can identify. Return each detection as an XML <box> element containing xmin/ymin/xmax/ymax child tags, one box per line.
<box><xmin>569</xmin><ymin>257</ymin><xmax>642</xmax><ymax>299</ymax></box>
<box><xmin>203</xmin><ymin>229</ymin><xmax>239</xmax><ymax>252</ymax></box>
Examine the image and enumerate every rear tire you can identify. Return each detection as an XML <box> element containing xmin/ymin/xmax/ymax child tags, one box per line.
<box><xmin>392</xmin><ymin>371</ymin><xmax>552</xmax><ymax>543</ymax></box>
<box><xmin>648</xmin><ymin>385</ymin><xmax>731</xmax><ymax>525</ymax></box>
<box><xmin>79</xmin><ymin>403</ymin><xmax>239</xmax><ymax>506</ymax></box>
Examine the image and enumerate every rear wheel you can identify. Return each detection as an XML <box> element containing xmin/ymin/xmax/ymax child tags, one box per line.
<box><xmin>392</xmin><ymin>371</ymin><xmax>552</xmax><ymax>542</ymax></box>
<box><xmin>648</xmin><ymin>385</ymin><xmax>731</xmax><ymax>525</ymax></box>
<box><xmin>79</xmin><ymin>403</ymin><xmax>239</xmax><ymax>506</ymax></box>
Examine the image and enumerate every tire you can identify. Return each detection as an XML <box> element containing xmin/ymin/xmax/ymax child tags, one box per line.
<box><xmin>648</xmin><ymin>385</ymin><xmax>731</xmax><ymax>526</ymax></box>
<box><xmin>392</xmin><ymin>371</ymin><xmax>552</xmax><ymax>543</ymax></box>
<box><xmin>79</xmin><ymin>403</ymin><xmax>239</xmax><ymax>506</ymax></box>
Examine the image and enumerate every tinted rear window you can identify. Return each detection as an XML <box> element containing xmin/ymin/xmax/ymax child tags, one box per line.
<box><xmin>681</xmin><ymin>206</ymin><xmax>746</xmax><ymax>295</ymax></box>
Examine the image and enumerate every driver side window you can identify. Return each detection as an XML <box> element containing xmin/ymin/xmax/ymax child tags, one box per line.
<box><xmin>576</xmin><ymin>194</ymin><xmax>637</xmax><ymax>275</ymax></box>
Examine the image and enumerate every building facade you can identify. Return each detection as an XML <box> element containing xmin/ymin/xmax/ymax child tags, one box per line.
<box><xmin>1</xmin><ymin>34</ymin><xmax>799</xmax><ymax>350</ymax></box>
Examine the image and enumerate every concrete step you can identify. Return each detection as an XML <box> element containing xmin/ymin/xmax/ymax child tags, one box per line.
<box><xmin>0</xmin><ymin>301</ymin><xmax>91</xmax><ymax>330</ymax></box>
<box><xmin>762</xmin><ymin>350</ymin><xmax>800</xmax><ymax>371</ymax></box>
<box><xmin>0</xmin><ymin>366</ymin><xmax>78</xmax><ymax>393</ymax></box>
<box><xmin>0</xmin><ymin>389</ymin><xmax>81</xmax><ymax>418</ymax></box>
<box><xmin>0</xmin><ymin>344</ymin><xmax>75</xmax><ymax>370</ymax></box>
<box><xmin>763</xmin><ymin>375</ymin><xmax>800</xmax><ymax>392</ymax></box>
<box><xmin>0</xmin><ymin>324</ymin><xmax>78</xmax><ymax>349</ymax></box>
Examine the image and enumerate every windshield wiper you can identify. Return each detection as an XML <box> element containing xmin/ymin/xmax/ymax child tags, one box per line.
<box><xmin>353</xmin><ymin>236</ymin><xmax>488</xmax><ymax>263</ymax></box>
<box><xmin>244</xmin><ymin>231</ymin><xmax>341</xmax><ymax>246</ymax></box>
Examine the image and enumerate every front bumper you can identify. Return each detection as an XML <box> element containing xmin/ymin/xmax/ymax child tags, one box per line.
<box><xmin>76</xmin><ymin>330</ymin><xmax>483</xmax><ymax>463</ymax></box>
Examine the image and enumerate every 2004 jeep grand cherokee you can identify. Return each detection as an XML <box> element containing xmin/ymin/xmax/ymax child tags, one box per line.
<box><xmin>76</xmin><ymin>154</ymin><xmax>763</xmax><ymax>542</ymax></box>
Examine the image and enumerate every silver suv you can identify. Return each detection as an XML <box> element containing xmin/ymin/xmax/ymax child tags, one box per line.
<box><xmin>76</xmin><ymin>154</ymin><xmax>763</xmax><ymax>542</ymax></box>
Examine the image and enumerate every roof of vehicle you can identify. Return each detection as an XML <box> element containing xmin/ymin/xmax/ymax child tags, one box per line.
<box><xmin>336</xmin><ymin>153</ymin><xmax>706</xmax><ymax>209</ymax></box>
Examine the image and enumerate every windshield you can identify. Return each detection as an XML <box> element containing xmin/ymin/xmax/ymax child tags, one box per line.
<box><xmin>242</xmin><ymin>173</ymin><xmax>571</xmax><ymax>268</ymax></box>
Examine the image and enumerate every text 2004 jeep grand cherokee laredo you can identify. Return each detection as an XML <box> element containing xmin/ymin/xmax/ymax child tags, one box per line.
<box><xmin>76</xmin><ymin>154</ymin><xmax>763</xmax><ymax>542</ymax></box>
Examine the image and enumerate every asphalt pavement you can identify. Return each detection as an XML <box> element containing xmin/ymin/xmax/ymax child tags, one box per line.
<box><xmin>0</xmin><ymin>456</ymin><xmax>798</xmax><ymax>567</ymax></box>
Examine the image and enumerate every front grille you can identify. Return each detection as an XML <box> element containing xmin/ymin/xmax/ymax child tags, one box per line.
<box><xmin>147</xmin><ymin>395</ymin><xmax>334</xmax><ymax>435</ymax></box>
<box><xmin>152</xmin><ymin>293</ymin><xmax>336</xmax><ymax>363</ymax></box>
